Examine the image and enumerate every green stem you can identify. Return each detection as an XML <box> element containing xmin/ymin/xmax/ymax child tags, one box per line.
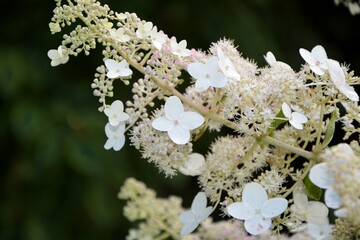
<box><xmin>261</xmin><ymin>136</ymin><xmax>314</xmax><ymax>160</ymax></box>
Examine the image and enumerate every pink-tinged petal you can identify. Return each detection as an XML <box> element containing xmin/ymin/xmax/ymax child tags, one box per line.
<box><xmin>281</xmin><ymin>102</ymin><xmax>292</xmax><ymax>119</ymax></box>
<box><xmin>165</xmin><ymin>96</ymin><xmax>184</xmax><ymax>120</ymax></box>
<box><xmin>289</xmin><ymin>119</ymin><xmax>303</xmax><ymax>130</ymax></box>
<box><xmin>227</xmin><ymin>202</ymin><xmax>255</xmax><ymax>220</ymax></box>
<box><xmin>191</xmin><ymin>192</ymin><xmax>207</xmax><ymax>215</ymax></box>
<box><xmin>311</xmin><ymin>45</ymin><xmax>328</xmax><ymax>62</ymax></box>
<box><xmin>292</xmin><ymin>112</ymin><xmax>308</xmax><ymax>123</ymax></box>
<box><xmin>324</xmin><ymin>186</ymin><xmax>342</xmax><ymax>209</ymax></box>
<box><xmin>168</xmin><ymin>125</ymin><xmax>190</xmax><ymax>145</ymax></box>
<box><xmin>151</xmin><ymin>117</ymin><xmax>174</xmax><ymax>131</ymax></box>
<box><xmin>179</xmin><ymin>211</ymin><xmax>194</xmax><ymax>223</ymax></box>
<box><xmin>104</xmin><ymin>139</ymin><xmax>115</xmax><ymax>150</ymax></box>
<box><xmin>199</xmin><ymin>206</ymin><xmax>213</xmax><ymax>222</ymax></box>
<box><xmin>180</xmin><ymin>221</ymin><xmax>199</xmax><ymax>236</ymax></box>
<box><xmin>242</xmin><ymin>183</ymin><xmax>268</xmax><ymax>209</ymax></box>
<box><xmin>179</xmin><ymin>112</ymin><xmax>204</xmax><ymax>130</ymax></box>
<box><xmin>309</xmin><ymin>163</ymin><xmax>335</xmax><ymax>189</ymax></box>
<box><xmin>261</xmin><ymin>198</ymin><xmax>288</xmax><ymax>218</ymax></box>
<box><xmin>244</xmin><ymin>214</ymin><xmax>272</xmax><ymax>235</ymax></box>
<box><xmin>299</xmin><ymin>48</ymin><xmax>315</xmax><ymax>66</ymax></box>
<box><xmin>187</xmin><ymin>62</ymin><xmax>206</xmax><ymax>80</ymax></box>
<box><xmin>113</xmin><ymin>135</ymin><xmax>125</xmax><ymax>151</ymax></box>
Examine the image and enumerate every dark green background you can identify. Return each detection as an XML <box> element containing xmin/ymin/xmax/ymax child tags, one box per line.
<box><xmin>1</xmin><ymin>0</ymin><xmax>359</xmax><ymax>239</ymax></box>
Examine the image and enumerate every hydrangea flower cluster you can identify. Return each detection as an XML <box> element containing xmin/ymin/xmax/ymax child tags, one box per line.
<box><xmin>49</xmin><ymin>0</ymin><xmax>360</xmax><ymax>238</ymax></box>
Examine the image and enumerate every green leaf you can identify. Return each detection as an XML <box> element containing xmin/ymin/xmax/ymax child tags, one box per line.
<box><xmin>321</xmin><ymin>110</ymin><xmax>338</xmax><ymax>148</ymax></box>
<box><xmin>303</xmin><ymin>174</ymin><xmax>323</xmax><ymax>200</ymax></box>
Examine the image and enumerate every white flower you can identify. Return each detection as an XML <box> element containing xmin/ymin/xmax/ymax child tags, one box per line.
<box><xmin>109</xmin><ymin>28</ymin><xmax>131</xmax><ymax>42</ymax></box>
<box><xmin>170</xmin><ymin>37</ymin><xmax>191</xmax><ymax>57</ymax></box>
<box><xmin>179</xmin><ymin>192</ymin><xmax>213</xmax><ymax>236</ymax></box>
<box><xmin>179</xmin><ymin>153</ymin><xmax>205</xmax><ymax>176</ymax></box>
<box><xmin>326</xmin><ymin>59</ymin><xmax>359</xmax><ymax>101</ymax></box>
<box><xmin>282</xmin><ymin>103</ymin><xmax>308</xmax><ymax>130</ymax></box>
<box><xmin>47</xmin><ymin>46</ymin><xmax>69</xmax><ymax>66</ymax></box>
<box><xmin>309</xmin><ymin>163</ymin><xmax>342</xmax><ymax>209</ymax></box>
<box><xmin>291</xmin><ymin>190</ymin><xmax>329</xmax><ymax>225</ymax></box>
<box><xmin>104</xmin><ymin>100</ymin><xmax>129</xmax><ymax>126</ymax></box>
<box><xmin>152</xmin><ymin>96</ymin><xmax>204</xmax><ymax>145</ymax></box>
<box><xmin>49</xmin><ymin>22</ymin><xmax>61</xmax><ymax>34</ymax></box>
<box><xmin>299</xmin><ymin>45</ymin><xmax>329</xmax><ymax>75</ymax></box>
<box><xmin>264</xmin><ymin>51</ymin><xmax>291</xmax><ymax>69</ymax></box>
<box><xmin>136</xmin><ymin>21</ymin><xmax>153</xmax><ymax>39</ymax></box>
<box><xmin>187</xmin><ymin>57</ymin><xmax>228</xmax><ymax>90</ymax></box>
<box><xmin>151</xmin><ymin>26</ymin><xmax>167</xmax><ymax>50</ymax></box>
<box><xmin>104</xmin><ymin>122</ymin><xmax>126</xmax><ymax>151</ymax></box>
<box><xmin>217</xmin><ymin>48</ymin><xmax>240</xmax><ymax>81</ymax></box>
<box><xmin>104</xmin><ymin>59</ymin><xmax>132</xmax><ymax>79</ymax></box>
<box><xmin>227</xmin><ymin>182</ymin><xmax>288</xmax><ymax>235</ymax></box>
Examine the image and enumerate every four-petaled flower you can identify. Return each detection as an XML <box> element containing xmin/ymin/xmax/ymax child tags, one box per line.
<box><xmin>104</xmin><ymin>123</ymin><xmax>126</xmax><ymax>151</ymax></box>
<box><xmin>136</xmin><ymin>21</ymin><xmax>153</xmax><ymax>39</ymax></box>
<box><xmin>151</xmin><ymin>26</ymin><xmax>167</xmax><ymax>50</ymax></box>
<box><xmin>152</xmin><ymin>96</ymin><xmax>204</xmax><ymax>145</ymax></box>
<box><xmin>170</xmin><ymin>36</ymin><xmax>192</xmax><ymax>57</ymax></box>
<box><xmin>104</xmin><ymin>59</ymin><xmax>132</xmax><ymax>79</ymax></box>
<box><xmin>299</xmin><ymin>45</ymin><xmax>329</xmax><ymax>75</ymax></box>
<box><xmin>217</xmin><ymin>48</ymin><xmax>241</xmax><ymax>81</ymax></box>
<box><xmin>179</xmin><ymin>192</ymin><xmax>213</xmax><ymax>236</ymax></box>
<box><xmin>187</xmin><ymin>57</ymin><xmax>228</xmax><ymax>90</ymax></box>
<box><xmin>282</xmin><ymin>102</ymin><xmax>308</xmax><ymax>130</ymax></box>
<box><xmin>109</xmin><ymin>28</ymin><xmax>131</xmax><ymax>42</ymax></box>
<box><xmin>104</xmin><ymin>100</ymin><xmax>129</xmax><ymax>126</ymax></box>
<box><xmin>309</xmin><ymin>163</ymin><xmax>343</xmax><ymax>209</ymax></box>
<box><xmin>227</xmin><ymin>182</ymin><xmax>288</xmax><ymax>235</ymax></box>
<box><xmin>47</xmin><ymin>46</ymin><xmax>69</xmax><ymax>66</ymax></box>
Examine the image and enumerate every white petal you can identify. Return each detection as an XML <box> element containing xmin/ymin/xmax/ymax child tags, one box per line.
<box><xmin>111</xmin><ymin>100</ymin><xmax>124</xmax><ymax>113</ymax></box>
<box><xmin>180</xmin><ymin>221</ymin><xmax>199</xmax><ymax>236</ymax></box>
<box><xmin>164</xmin><ymin>96</ymin><xmax>183</xmax><ymax>121</ymax></box>
<box><xmin>261</xmin><ymin>198</ymin><xmax>288</xmax><ymax>218</ymax></box>
<box><xmin>151</xmin><ymin>116</ymin><xmax>174</xmax><ymax>131</ymax></box>
<box><xmin>281</xmin><ymin>102</ymin><xmax>292</xmax><ymax>118</ymax></box>
<box><xmin>179</xmin><ymin>153</ymin><xmax>205</xmax><ymax>176</ymax></box>
<box><xmin>242</xmin><ymin>182</ymin><xmax>268</xmax><ymax>210</ymax></box>
<box><xmin>191</xmin><ymin>192</ymin><xmax>207</xmax><ymax>215</ymax></box>
<box><xmin>187</xmin><ymin>62</ymin><xmax>206</xmax><ymax>80</ymax></box>
<box><xmin>107</xmin><ymin>70</ymin><xmax>120</xmax><ymax>79</ymax></box>
<box><xmin>289</xmin><ymin>119</ymin><xmax>303</xmax><ymax>130</ymax></box>
<box><xmin>47</xmin><ymin>49</ymin><xmax>59</xmax><ymax>60</ymax></box>
<box><xmin>195</xmin><ymin>77</ymin><xmax>210</xmax><ymax>90</ymax></box>
<box><xmin>168</xmin><ymin>125</ymin><xmax>190</xmax><ymax>145</ymax></box>
<box><xmin>264</xmin><ymin>51</ymin><xmax>277</xmax><ymax>66</ymax></box>
<box><xmin>198</xmin><ymin>206</ymin><xmax>213</xmax><ymax>223</ymax></box>
<box><xmin>299</xmin><ymin>48</ymin><xmax>316</xmax><ymax>66</ymax></box>
<box><xmin>324</xmin><ymin>187</ymin><xmax>342</xmax><ymax>209</ymax></box>
<box><xmin>307</xmin><ymin>201</ymin><xmax>329</xmax><ymax>224</ymax></box>
<box><xmin>310</xmin><ymin>65</ymin><xmax>325</xmax><ymax>76</ymax></box>
<box><xmin>113</xmin><ymin>135</ymin><xmax>125</xmax><ymax>151</ymax></box>
<box><xmin>209</xmin><ymin>71</ymin><xmax>228</xmax><ymax>88</ymax></box>
<box><xmin>334</xmin><ymin>208</ymin><xmax>349</xmax><ymax>218</ymax></box>
<box><xmin>117</xmin><ymin>112</ymin><xmax>130</xmax><ymax>122</ymax></box>
<box><xmin>119</xmin><ymin>68</ymin><xmax>133</xmax><ymax>77</ymax></box>
<box><xmin>227</xmin><ymin>202</ymin><xmax>255</xmax><ymax>220</ymax></box>
<box><xmin>312</xmin><ymin>45</ymin><xmax>328</xmax><ymax>62</ymax></box>
<box><xmin>309</xmin><ymin>163</ymin><xmax>335</xmax><ymax>189</ymax></box>
<box><xmin>244</xmin><ymin>214</ymin><xmax>272</xmax><ymax>235</ymax></box>
<box><xmin>179</xmin><ymin>211</ymin><xmax>194</xmax><ymax>224</ymax></box>
<box><xmin>307</xmin><ymin>223</ymin><xmax>333</xmax><ymax>239</ymax></box>
<box><xmin>292</xmin><ymin>191</ymin><xmax>308</xmax><ymax>213</ymax></box>
<box><xmin>292</xmin><ymin>112</ymin><xmax>308</xmax><ymax>123</ymax></box>
<box><xmin>104</xmin><ymin>59</ymin><xmax>118</xmax><ymax>71</ymax></box>
<box><xmin>104</xmin><ymin>139</ymin><xmax>115</xmax><ymax>150</ymax></box>
<box><xmin>179</xmin><ymin>112</ymin><xmax>204</xmax><ymax>130</ymax></box>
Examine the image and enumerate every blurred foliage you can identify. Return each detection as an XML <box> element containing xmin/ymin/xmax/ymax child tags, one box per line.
<box><xmin>0</xmin><ymin>0</ymin><xmax>359</xmax><ymax>239</ymax></box>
